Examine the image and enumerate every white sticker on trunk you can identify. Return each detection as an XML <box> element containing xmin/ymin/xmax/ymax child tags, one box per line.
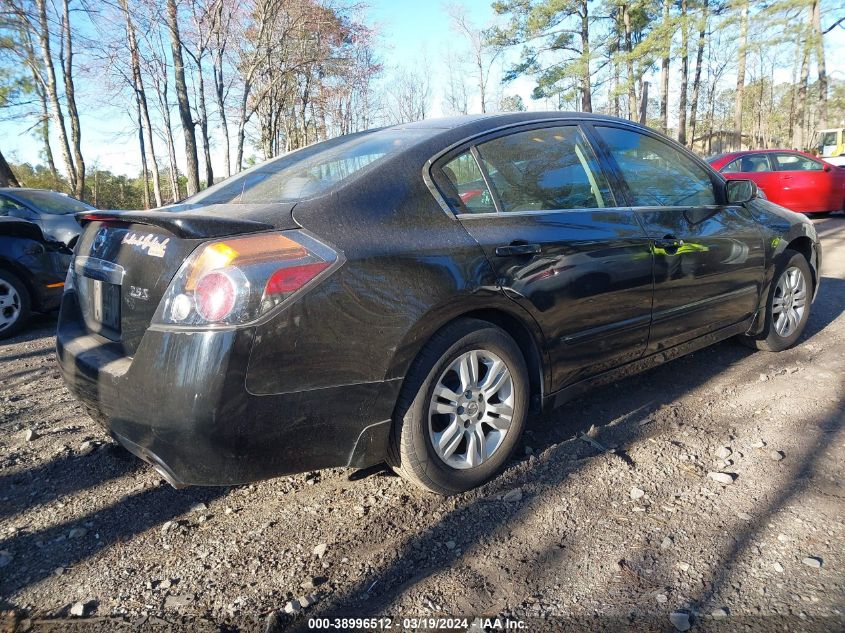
<box><xmin>121</xmin><ymin>232</ymin><xmax>170</xmax><ymax>258</ymax></box>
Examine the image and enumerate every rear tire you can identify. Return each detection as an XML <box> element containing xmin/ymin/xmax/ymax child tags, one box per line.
<box><xmin>0</xmin><ymin>270</ymin><xmax>30</xmax><ymax>340</ymax></box>
<box><xmin>387</xmin><ymin>318</ymin><xmax>529</xmax><ymax>495</ymax></box>
<box><xmin>739</xmin><ymin>249</ymin><xmax>812</xmax><ymax>352</ymax></box>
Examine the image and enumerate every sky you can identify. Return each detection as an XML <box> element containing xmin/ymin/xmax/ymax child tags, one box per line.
<box><xmin>2</xmin><ymin>0</ymin><xmax>844</xmax><ymax>178</ymax></box>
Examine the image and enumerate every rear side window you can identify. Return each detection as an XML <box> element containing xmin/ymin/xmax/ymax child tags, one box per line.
<box><xmin>0</xmin><ymin>195</ymin><xmax>27</xmax><ymax>216</ymax></box>
<box><xmin>596</xmin><ymin>126</ymin><xmax>716</xmax><ymax>207</ymax></box>
<box><xmin>439</xmin><ymin>152</ymin><xmax>496</xmax><ymax>214</ymax></box>
<box><xmin>188</xmin><ymin>128</ymin><xmax>435</xmax><ymax>205</ymax></box>
<box><xmin>722</xmin><ymin>154</ymin><xmax>771</xmax><ymax>173</ymax></box>
<box><xmin>8</xmin><ymin>190</ymin><xmax>92</xmax><ymax>215</ymax></box>
<box><xmin>476</xmin><ymin>126</ymin><xmax>613</xmax><ymax>212</ymax></box>
<box><xmin>773</xmin><ymin>153</ymin><xmax>823</xmax><ymax>171</ymax></box>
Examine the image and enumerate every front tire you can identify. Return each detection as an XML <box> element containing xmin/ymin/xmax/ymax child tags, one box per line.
<box><xmin>740</xmin><ymin>249</ymin><xmax>812</xmax><ymax>352</ymax></box>
<box><xmin>0</xmin><ymin>270</ymin><xmax>30</xmax><ymax>340</ymax></box>
<box><xmin>387</xmin><ymin>318</ymin><xmax>529</xmax><ymax>495</ymax></box>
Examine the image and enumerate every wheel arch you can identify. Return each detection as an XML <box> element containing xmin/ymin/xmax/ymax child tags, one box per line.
<box><xmin>385</xmin><ymin>300</ymin><xmax>549</xmax><ymax>413</ymax></box>
<box><xmin>785</xmin><ymin>235</ymin><xmax>818</xmax><ymax>290</ymax></box>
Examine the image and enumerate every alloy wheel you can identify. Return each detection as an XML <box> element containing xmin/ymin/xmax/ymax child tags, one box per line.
<box><xmin>0</xmin><ymin>279</ymin><xmax>21</xmax><ymax>332</ymax></box>
<box><xmin>772</xmin><ymin>265</ymin><xmax>807</xmax><ymax>338</ymax></box>
<box><xmin>428</xmin><ymin>349</ymin><xmax>514</xmax><ymax>469</ymax></box>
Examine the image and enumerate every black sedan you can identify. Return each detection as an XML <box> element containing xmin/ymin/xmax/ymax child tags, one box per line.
<box><xmin>57</xmin><ymin>113</ymin><xmax>821</xmax><ymax>494</ymax></box>
<box><xmin>0</xmin><ymin>218</ymin><xmax>73</xmax><ymax>339</ymax></box>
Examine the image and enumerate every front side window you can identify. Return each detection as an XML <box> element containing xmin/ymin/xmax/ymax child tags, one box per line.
<box><xmin>773</xmin><ymin>153</ymin><xmax>823</xmax><ymax>171</ymax></box>
<box><xmin>475</xmin><ymin>126</ymin><xmax>613</xmax><ymax>212</ymax></box>
<box><xmin>723</xmin><ymin>154</ymin><xmax>771</xmax><ymax>173</ymax></box>
<box><xmin>596</xmin><ymin>126</ymin><xmax>717</xmax><ymax>207</ymax></box>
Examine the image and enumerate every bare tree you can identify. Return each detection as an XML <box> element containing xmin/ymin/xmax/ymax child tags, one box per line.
<box><xmin>659</xmin><ymin>0</ymin><xmax>671</xmax><ymax>132</ymax></box>
<box><xmin>384</xmin><ymin>65</ymin><xmax>431</xmax><ymax>124</ymax></box>
<box><xmin>166</xmin><ymin>0</ymin><xmax>200</xmax><ymax>195</ymax></box>
<box><xmin>447</xmin><ymin>4</ymin><xmax>502</xmax><ymax>113</ymax></box>
<box><xmin>678</xmin><ymin>0</ymin><xmax>689</xmax><ymax>145</ymax></box>
<box><xmin>687</xmin><ymin>0</ymin><xmax>708</xmax><ymax>147</ymax></box>
<box><xmin>442</xmin><ymin>44</ymin><xmax>469</xmax><ymax>115</ymax></box>
<box><xmin>119</xmin><ymin>0</ymin><xmax>163</xmax><ymax>206</ymax></box>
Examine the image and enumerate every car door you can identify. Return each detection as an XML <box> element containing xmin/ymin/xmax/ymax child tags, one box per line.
<box><xmin>771</xmin><ymin>152</ymin><xmax>829</xmax><ymax>212</ymax></box>
<box><xmin>588</xmin><ymin>124</ymin><xmax>766</xmax><ymax>352</ymax></box>
<box><xmin>431</xmin><ymin>123</ymin><xmax>654</xmax><ymax>391</ymax></box>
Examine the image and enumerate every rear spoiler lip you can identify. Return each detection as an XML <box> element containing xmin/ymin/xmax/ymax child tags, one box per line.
<box><xmin>75</xmin><ymin>210</ymin><xmax>276</xmax><ymax>239</ymax></box>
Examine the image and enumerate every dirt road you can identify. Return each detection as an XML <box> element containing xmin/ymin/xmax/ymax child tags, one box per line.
<box><xmin>1</xmin><ymin>218</ymin><xmax>843</xmax><ymax>632</ymax></box>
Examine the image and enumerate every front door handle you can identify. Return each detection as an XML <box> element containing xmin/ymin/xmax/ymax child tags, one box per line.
<box><xmin>494</xmin><ymin>243</ymin><xmax>542</xmax><ymax>257</ymax></box>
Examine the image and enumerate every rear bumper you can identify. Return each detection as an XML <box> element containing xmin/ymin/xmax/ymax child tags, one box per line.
<box><xmin>56</xmin><ymin>292</ymin><xmax>400</xmax><ymax>486</ymax></box>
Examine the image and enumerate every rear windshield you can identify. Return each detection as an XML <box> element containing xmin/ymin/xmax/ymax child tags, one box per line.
<box><xmin>12</xmin><ymin>190</ymin><xmax>93</xmax><ymax>215</ymax></box>
<box><xmin>186</xmin><ymin>128</ymin><xmax>435</xmax><ymax>205</ymax></box>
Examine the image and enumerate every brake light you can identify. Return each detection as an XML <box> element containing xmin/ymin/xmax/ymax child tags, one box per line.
<box><xmin>152</xmin><ymin>230</ymin><xmax>340</xmax><ymax>327</ymax></box>
<box><xmin>195</xmin><ymin>271</ymin><xmax>238</xmax><ymax>321</ymax></box>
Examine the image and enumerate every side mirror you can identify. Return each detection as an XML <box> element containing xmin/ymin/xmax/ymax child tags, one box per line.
<box><xmin>725</xmin><ymin>179</ymin><xmax>758</xmax><ymax>204</ymax></box>
<box><xmin>823</xmin><ymin>164</ymin><xmax>831</xmax><ymax>172</ymax></box>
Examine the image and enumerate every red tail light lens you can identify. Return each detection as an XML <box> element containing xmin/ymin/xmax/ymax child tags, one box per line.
<box><xmin>195</xmin><ymin>271</ymin><xmax>237</xmax><ymax>322</ymax></box>
<box><xmin>265</xmin><ymin>262</ymin><xmax>331</xmax><ymax>295</ymax></box>
<box><xmin>153</xmin><ymin>230</ymin><xmax>341</xmax><ymax>327</ymax></box>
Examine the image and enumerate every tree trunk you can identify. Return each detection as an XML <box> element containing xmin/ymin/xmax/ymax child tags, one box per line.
<box><xmin>812</xmin><ymin>0</ymin><xmax>827</xmax><ymax>128</ymax></box>
<box><xmin>579</xmin><ymin>0</ymin><xmax>592</xmax><ymax>112</ymax></box>
<box><xmin>163</xmin><ymin>109</ymin><xmax>181</xmax><ymax>202</ymax></box>
<box><xmin>136</xmin><ymin>104</ymin><xmax>151</xmax><ymax>210</ymax></box>
<box><xmin>194</xmin><ymin>55</ymin><xmax>214</xmax><ymax>187</ymax></box>
<box><xmin>659</xmin><ymin>0</ymin><xmax>670</xmax><ymax>132</ymax></box>
<box><xmin>35</xmin><ymin>0</ymin><xmax>77</xmax><ymax>194</ymax></box>
<box><xmin>60</xmin><ymin>0</ymin><xmax>84</xmax><ymax>199</ymax></box>
<box><xmin>36</xmin><ymin>80</ymin><xmax>58</xmax><ymax>180</ymax></box>
<box><xmin>120</xmin><ymin>0</ymin><xmax>163</xmax><ymax>207</ymax></box>
<box><xmin>793</xmin><ymin>36</ymin><xmax>810</xmax><ymax>150</ymax></box>
<box><xmin>688</xmin><ymin>0</ymin><xmax>708</xmax><ymax>148</ymax></box>
<box><xmin>612</xmin><ymin>18</ymin><xmax>621</xmax><ymax>118</ymax></box>
<box><xmin>732</xmin><ymin>0</ymin><xmax>749</xmax><ymax>150</ymax></box>
<box><xmin>0</xmin><ymin>150</ymin><xmax>21</xmax><ymax>187</ymax></box>
<box><xmin>212</xmin><ymin>50</ymin><xmax>230</xmax><ymax>177</ymax></box>
<box><xmin>639</xmin><ymin>80</ymin><xmax>649</xmax><ymax>125</ymax></box>
<box><xmin>236</xmin><ymin>87</ymin><xmax>250</xmax><ymax>172</ymax></box>
<box><xmin>623</xmin><ymin>3</ymin><xmax>637</xmax><ymax>121</ymax></box>
<box><xmin>677</xmin><ymin>0</ymin><xmax>689</xmax><ymax>146</ymax></box>
<box><xmin>166</xmin><ymin>0</ymin><xmax>200</xmax><ymax>195</ymax></box>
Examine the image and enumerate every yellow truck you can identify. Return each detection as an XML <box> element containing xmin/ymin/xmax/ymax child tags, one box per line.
<box><xmin>815</xmin><ymin>128</ymin><xmax>845</xmax><ymax>166</ymax></box>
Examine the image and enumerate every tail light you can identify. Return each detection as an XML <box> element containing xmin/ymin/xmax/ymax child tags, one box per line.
<box><xmin>152</xmin><ymin>230</ymin><xmax>340</xmax><ymax>327</ymax></box>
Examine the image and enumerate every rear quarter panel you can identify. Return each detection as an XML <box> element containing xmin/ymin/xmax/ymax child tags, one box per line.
<box><xmin>244</xmin><ymin>150</ymin><xmax>507</xmax><ymax>396</ymax></box>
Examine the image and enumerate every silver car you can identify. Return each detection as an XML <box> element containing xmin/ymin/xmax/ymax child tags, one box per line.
<box><xmin>0</xmin><ymin>188</ymin><xmax>94</xmax><ymax>247</ymax></box>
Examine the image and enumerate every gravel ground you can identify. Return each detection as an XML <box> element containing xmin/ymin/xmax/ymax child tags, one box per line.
<box><xmin>1</xmin><ymin>218</ymin><xmax>843</xmax><ymax>633</ymax></box>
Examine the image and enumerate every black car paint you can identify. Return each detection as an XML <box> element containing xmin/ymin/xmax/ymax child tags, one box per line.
<box><xmin>56</xmin><ymin>112</ymin><xmax>821</xmax><ymax>487</ymax></box>
<box><xmin>0</xmin><ymin>218</ymin><xmax>72</xmax><ymax>314</ymax></box>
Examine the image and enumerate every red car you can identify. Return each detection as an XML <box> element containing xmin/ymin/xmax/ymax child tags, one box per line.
<box><xmin>708</xmin><ymin>149</ymin><xmax>845</xmax><ymax>215</ymax></box>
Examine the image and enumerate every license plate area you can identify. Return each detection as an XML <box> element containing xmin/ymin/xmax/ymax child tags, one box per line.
<box><xmin>91</xmin><ymin>279</ymin><xmax>121</xmax><ymax>334</ymax></box>
<box><xmin>74</xmin><ymin>256</ymin><xmax>124</xmax><ymax>340</ymax></box>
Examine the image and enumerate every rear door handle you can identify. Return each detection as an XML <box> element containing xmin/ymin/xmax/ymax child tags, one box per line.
<box><xmin>494</xmin><ymin>243</ymin><xmax>542</xmax><ymax>257</ymax></box>
<box><xmin>653</xmin><ymin>236</ymin><xmax>684</xmax><ymax>249</ymax></box>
